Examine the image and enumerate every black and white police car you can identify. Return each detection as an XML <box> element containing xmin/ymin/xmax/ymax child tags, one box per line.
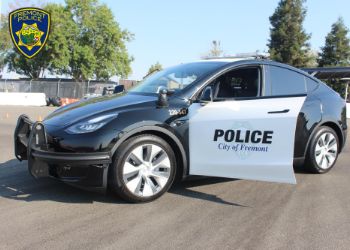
<box><xmin>14</xmin><ymin>59</ymin><xmax>347</xmax><ymax>202</ymax></box>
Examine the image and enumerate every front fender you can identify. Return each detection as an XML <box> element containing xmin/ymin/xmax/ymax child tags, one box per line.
<box><xmin>110</xmin><ymin>123</ymin><xmax>189</xmax><ymax>179</ymax></box>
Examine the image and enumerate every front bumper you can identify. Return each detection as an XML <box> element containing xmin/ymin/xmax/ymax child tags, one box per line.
<box><xmin>14</xmin><ymin>115</ymin><xmax>112</xmax><ymax>191</ymax></box>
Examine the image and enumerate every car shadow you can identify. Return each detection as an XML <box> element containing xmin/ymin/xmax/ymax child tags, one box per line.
<box><xmin>293</xmin><ymin>164</ymin><xmax>315</xmax><ymax>174</ymax></box>
<box><xmin>170</xmin><ymin>177</ymin><xmax>249</xmax><ymax>207</ymax></box>
<box><xmin>0</xmin><ymin>159</ymin><xmax>247</xmax><ymax>206</ymax></box>
<box><xmin>0</xmin><ymin>159</ymin><xmax>124</xmax><ymax>204</ymax></box>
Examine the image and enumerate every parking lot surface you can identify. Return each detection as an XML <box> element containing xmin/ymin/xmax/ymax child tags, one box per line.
<box><xmin>0</xmin><ymin>106</ymin><xmax>349</xmax><ymax>250</ymax></box>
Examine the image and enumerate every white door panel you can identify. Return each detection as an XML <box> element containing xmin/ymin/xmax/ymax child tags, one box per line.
<box><xmin>189</xmin><ymin>96</ymin><xmax>306</xmax><ymax>184</ymax></box>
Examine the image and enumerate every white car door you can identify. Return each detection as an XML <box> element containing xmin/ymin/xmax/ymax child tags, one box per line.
<box><xmin>188</xmin><ymin>66</ymin><xmax>307</xmax><ymax>184</ymax></box>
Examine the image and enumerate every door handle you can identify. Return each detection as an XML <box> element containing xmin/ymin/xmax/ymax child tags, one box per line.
<box><xmin>268</xmin><ymin>109</ymin><xmax>290</xmax><ymax>114</ymax></box>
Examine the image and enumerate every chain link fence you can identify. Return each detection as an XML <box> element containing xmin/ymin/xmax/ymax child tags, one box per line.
<box><xmin>0</xmin><ymin>79</ymin><xmax>120</xmax><ymax>99</ymax></box>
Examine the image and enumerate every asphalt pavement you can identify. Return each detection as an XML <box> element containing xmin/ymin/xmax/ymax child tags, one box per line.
<box><xmin>0</xmin><ymin>106</ymin><xmax>349</xmax><ymax>250</ymax></box>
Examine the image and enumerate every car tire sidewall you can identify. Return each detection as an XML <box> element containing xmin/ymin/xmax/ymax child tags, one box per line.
<box><xmin>307</xmin><ymin>126</ymin><xmax>339</xmax><ymax>174</ymax></box>
<box><xmin>110</xmin><ymin>135</ymin><xmax>176</xmax><ymax>203</ymax></box>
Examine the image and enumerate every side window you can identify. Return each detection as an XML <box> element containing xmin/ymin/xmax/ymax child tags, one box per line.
<box><xmin>305</xmin><ymin>77</ymin><xmax>319</xmax><ymax>93</ymax></box>
<box><xmin>214</xmin><ymin>67</ymin><xmax>260</xmax><ymax>99</ymax></box>
<box><xmin>269</xmin><ymin>66</ymin><xmax>306</xmax><ymax>96</ymax></box>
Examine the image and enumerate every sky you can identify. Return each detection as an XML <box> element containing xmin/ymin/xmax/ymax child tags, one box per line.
<box><xmin>1</xmin><ymin>0</ymin><xmax>350</xmax><ymax>80</ymax></box>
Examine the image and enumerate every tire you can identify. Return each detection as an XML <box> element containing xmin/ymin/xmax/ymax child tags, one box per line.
<box><xmin>46</xmin><ymin>97</ymin><xmax>51</xmax><ymax>106</ymax></box>
<box><xmin>109</xmin><ymin>134</ymin><xmax>177</xmax><ymax>202</ymax></box>
<box><xmin>305</xmin><ymin>126</ymin><xmax>339</xmax><ymax>174</ymax></box>
<box><xmin>51</xmin><ymin>97</ymin><xmax>62</xmax><ymax>107</ymax></box>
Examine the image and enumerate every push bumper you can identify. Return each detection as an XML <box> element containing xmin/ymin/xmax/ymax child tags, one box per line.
<box><xmin>14</xmin><ymin>115</ymin><xmax>112</xmax><ymax>191</ymax></box>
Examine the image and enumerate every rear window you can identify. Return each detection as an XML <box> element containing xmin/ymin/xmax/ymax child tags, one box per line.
<box><xmin>269</xmin><ymin>66</ymin><xmax>306</xmax><ymax>96</ymax></box>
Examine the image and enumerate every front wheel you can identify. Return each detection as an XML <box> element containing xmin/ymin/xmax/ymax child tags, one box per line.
<box><xmin>306</xmin><ymin>126</ymin><xmax>339</xmax><ymax>173</ymax></box>
<box><xmin>109</xmin><ymin>134</ymin><xmax>176</xmax><ymax>202</ymax></box>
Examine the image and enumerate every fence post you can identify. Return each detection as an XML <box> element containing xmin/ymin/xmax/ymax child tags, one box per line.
<box><xmin>4</xmin><ymin>79</ymin><xmax>7</xmax><ymax>92</ymax></box>
<box><xmin>57</xmin><ymin>79</ymin><xmax>61</xmax><ymax>97</ymax></box>
<box><xmin>29</xmin><ymin>79</ymin><xmax>33</xmax><ymax>92</ymax></box>
<box><xmin>87</xmin><ymin>80</ymin><xmax>90</xmax><ymax>95</ymax></box>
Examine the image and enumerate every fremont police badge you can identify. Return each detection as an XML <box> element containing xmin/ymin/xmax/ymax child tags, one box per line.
<box><xmin>9</xmin><ymin>8</ymin><xmax>50</xmax><ymax>59</ymax></box>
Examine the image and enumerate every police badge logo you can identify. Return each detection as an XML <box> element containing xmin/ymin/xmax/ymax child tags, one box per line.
<box><xmin>9</xmin><ymin>8</ymin><xmax>50</xmax><ymax>59</ymax></box>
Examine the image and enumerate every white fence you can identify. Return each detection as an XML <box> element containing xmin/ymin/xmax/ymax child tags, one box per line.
<box><xmin>0</xmin><ymin>79</ymin><xmax>118</xmax><ymax>99</ymax></box>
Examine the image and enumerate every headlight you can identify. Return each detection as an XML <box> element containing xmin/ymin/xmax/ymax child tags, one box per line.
<box><xmin>65</xmin><ymin>113</ymin><xmax>118</xmax><ymax>134</ymax></box>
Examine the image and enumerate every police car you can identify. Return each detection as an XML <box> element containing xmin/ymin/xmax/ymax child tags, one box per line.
<box><xmin>14</xmin><ymin>59</ymin><xmax>347</xmax><ymax>202</ymax></box>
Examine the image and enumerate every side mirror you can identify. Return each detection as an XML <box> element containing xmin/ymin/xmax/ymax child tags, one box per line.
<box><xmin>200</xmin><ymin>86</ymin><xmax>213</xmax><ymax>103</ymax></box>
<box><xmin>114</xmin><ymin>85</ymin><xmax>125</xmax><ymax>94</ymax></box>
<box><xmin>157</xmin><ymin>89</ymin><xmax>169</xmax><ymax>108</ymax></box>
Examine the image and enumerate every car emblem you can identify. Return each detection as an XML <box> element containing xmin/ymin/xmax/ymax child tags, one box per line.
<box><xmin>9</xmin><ymin>8</ymin><xmax>50</xmax><ymax>59</ymax></box>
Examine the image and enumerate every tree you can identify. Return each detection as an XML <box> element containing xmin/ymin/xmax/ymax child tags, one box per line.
<box><xmin>66</xmin><ymin>0</ymin><xmax>133</xmax><ymax>81</ymax></box>
<box><xmin>318</xmin><ymin>18</ymin><xmax>350</xmax><ymax>67</ymax></box>
<box><xmin>146</xmin><ymin>62</ymin><xmax>162</xmax><ymax>76</ymax></box>
<box><xmin>0</xmin><ymin>15</ymin><xmax>12</xmax><ymax>77</ymax></box>
<box><xmin>318</xmin><ymin>17</ymin><xmax>350</xmax><ymax>97</ymax></box>
<box><xmin>202</xmin><ymin>40</ymin><xmax>223</xmax><ymax>58</ymax></box>
<box><xmin>268</xmin><ymin>0</ymin><xmax>313</xmax><ymax>67</ymax></box>
<box><xmin>5</xmin><ymin>0</ymin><xmax>133</xmax><ymax>81</ymax></box>
<box><xmin>209</xmin><ymin>40</ymin><xmax>223</xmax><ymax>57</ymax></box>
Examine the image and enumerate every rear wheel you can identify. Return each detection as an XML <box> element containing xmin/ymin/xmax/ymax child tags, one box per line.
<box><xmin>109</xmin><ymin>134</ymin><xmax>176</xmax><ymax>202</ymax></box>
<box><xmin>306</xmin><ymin>126</ymin><xmax>339</xmax><ymax>173</ymax></box>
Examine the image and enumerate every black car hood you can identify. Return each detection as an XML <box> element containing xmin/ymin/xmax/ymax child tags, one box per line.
<box><xmin>44</xmin><ymin>93</ymin><xmax>157</xmax><ymax>127</ymax></box>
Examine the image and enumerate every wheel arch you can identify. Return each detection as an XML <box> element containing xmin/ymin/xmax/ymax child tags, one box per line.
<box><xmin>320</xmin><ymin>121</ymin><xmax>344</xmax><ymax>151</ymax></box>
<box><xmin>110</xmin><ymin>125</ymin><xmax>188</xmax><ymax>180</ymax></box>
<box><xmin>303</xmin><ymin>120</ymin><xmax>344</xmax><ymax>157</ymax></box>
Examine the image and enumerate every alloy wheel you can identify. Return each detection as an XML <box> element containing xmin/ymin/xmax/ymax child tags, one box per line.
<box><xmin>314</xmin><ymin>132</ymin><xmax>338</xmax><ymax>170</ymax></box>
<box><xmin>122</xmin><ymin>143</ymin><xmax>171</xmax><ymax>197</ymax></box>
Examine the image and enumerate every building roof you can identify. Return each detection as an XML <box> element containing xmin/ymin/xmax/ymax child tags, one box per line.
<box><xmin>302</xmin><ymin>67</ymin><xmax>350</xmax><ymax>80</ymax></box>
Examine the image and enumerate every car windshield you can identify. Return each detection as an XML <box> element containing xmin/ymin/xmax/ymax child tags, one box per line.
<box><xmin>129</xmin><ymin>62</ymin><xmax>225</xmax><ymax>94</ymax></box>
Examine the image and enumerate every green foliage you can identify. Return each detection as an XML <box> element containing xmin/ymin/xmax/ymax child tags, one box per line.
<box><xmin>93</xmin><ymin>5</ymin><xmax>133</xmax><ymax>80</ymax></box>
<box><xmin>65</xmin><ymin>0</ymin><xmax>133</xmax><ymax>81</ymax></box>
<box><xmin>268</xmin><ymin>0</ymin><xmax>314</xmax><ymax>67</ymax></box>
<box><xmin>0</xmin><ymin>15</ymin><xmax>12</xmax><ymax>76</ymax></box>
<box><xmin>146</xmin><ymin>62</ymin><xmax>162</xmax><ymax>77</ymax></box>
<box><xmin>6</xmin><ymin>53</ymin><xmax>47</xmax><ymax>79</ymax></box>
<box><xmin>318</xmin><ymin>18</ymin><xmax>350</xmax><ymax>67</ymax></box>
<box><xmin>318</xmin><ymin>17</ymin><xmax>350</xmax><ymax>98</ymax></box>
<box><xmin>3</xmin><ymin>0</ymin><xmax>133</xmax><ymax>81</ymax></box>
<box><xmin>325</xmin><ymin>78</ymin><xmax>347</xmax><ymax>98</ymax></box>
<box><xmin>46</xmin><ymin>3</ymin><xmax>75</xmax><ymax>74</ymax></box>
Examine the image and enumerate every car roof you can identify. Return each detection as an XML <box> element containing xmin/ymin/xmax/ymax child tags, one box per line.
<box><xmin>192</xmin><ymin>58</ymin><xmax>321</xmax><ymax>82</ymax></box>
